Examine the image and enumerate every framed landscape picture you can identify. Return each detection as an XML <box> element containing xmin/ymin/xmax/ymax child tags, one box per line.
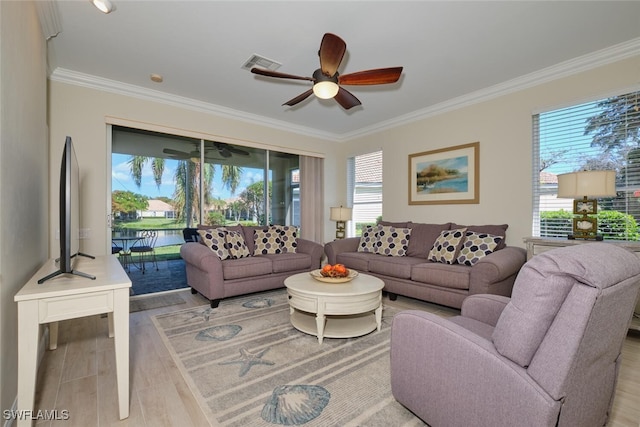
<box><xmin>408</xmin><ymin>142</ymin><xmax>479</xmax><ymax>205</ymax></box>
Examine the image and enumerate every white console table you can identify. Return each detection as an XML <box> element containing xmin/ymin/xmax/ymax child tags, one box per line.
<box><xmin>14</xmin><ymin>255</ymin><xmax>131</xmax><ymax>426</ymax></box>
<box><xmin>524</xmin><ymin>237</ymin><xmax>640</xmax><ymax>331</ymax></box>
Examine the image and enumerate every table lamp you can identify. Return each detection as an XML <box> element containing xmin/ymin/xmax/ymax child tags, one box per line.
<box><xmin>330</xmin><ymin>206</ymin><xmax>352</xmax><ymax>239</ymax></box>
<box><xmin>557</xmin><ymin>170</ymin><xmax>616</xmax><ymax>240</ymax></box>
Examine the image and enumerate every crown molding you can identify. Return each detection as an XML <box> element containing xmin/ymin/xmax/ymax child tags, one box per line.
<box><xmin>338</xmin><ymin>37</ymin><xmax>640</xmax><ymax>142</ymax></box>
<box><xmin>49</xmin><ymin>68</ymin><xmax>339</xmax><ymax>142</ymax></box>
<box><xmin>50</xmin><ymin>37</ymin><xmax>640</xmax><ymax>144</ymax></box>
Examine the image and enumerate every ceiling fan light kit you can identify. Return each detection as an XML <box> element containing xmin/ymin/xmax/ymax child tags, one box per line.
<box><xmin>312</xmin><ymin>69</ymin><xmax>340</xmax><ymax>99</ymax></box>
<box><xmin>251</xmin><ymin>33</ymin><xmax>402</xmax><ymax>110</ymax></box>
<box><xmin>91</xmin><ymin>0</ymin><xmax>114</xmax><ymax>14</ymax></box>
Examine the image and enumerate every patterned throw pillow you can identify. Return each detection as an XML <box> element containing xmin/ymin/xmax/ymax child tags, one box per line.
<box><xmin>375</xmin><ymin>226</ymin><xmax>411</xmax><ymax>257</ymax></box>
<box><xmin>253</xmin><ymin>226</ymin><xmax>282</xmax><ymax>255</ymax></box>
<box><xmin>428</xmin><ymin>228</ymin><xmax>468</xmax><ymax>264</ymax></box>
<box><xmin>357</xmin><ymin>225</ymin><xmax>381</xmax><ymax>253</ymax></box>
<box><xmin>225</xmin><ymin>230</ymin><xmax>251</xmax><ymax>259</ymax></box>
<box><xmin>197</xmin><ymin>228</ymin><xmax>231</xmax><ymax>260</ymax></box>
<box><xmin>278</xmin><ymin>226</ymin><xmax>298</xmax><ymax>253</ymax></box>
<box><xmin>456</xmin><ymin>231</ymin><xmax>503</xmax><ymax>266</ymax></box>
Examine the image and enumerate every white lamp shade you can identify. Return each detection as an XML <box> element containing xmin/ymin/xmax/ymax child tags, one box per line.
<box><xmin>313</xmin><ymin>81</ymin><xmax>339</xmax><ymax>99</ymax></box>
<box><xmin>330</xmin><ymin>207</ymin><xmax>352</xmax><ymax>221</ymax></box>
<box><xmin>557</xmin><ymin>170</ymin><xmax>616</xmax><ymax>198</ymax></box>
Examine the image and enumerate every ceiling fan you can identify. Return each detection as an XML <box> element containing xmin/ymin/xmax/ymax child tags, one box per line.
<box><xmin>251</xmin><ymin>33</ymin><xmax>403</xmax><ymax>110</ymax></box>
<box><xmin>163</xmin><ymin>142</ymin><xmax>250</xmax><ymax>161</ymax></box>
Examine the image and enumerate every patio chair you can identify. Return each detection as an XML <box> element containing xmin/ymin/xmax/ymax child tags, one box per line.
<box><xmin>130</xmin><ymin>230</ymin><xmax>158</xmax><ymax>274</ymax></box>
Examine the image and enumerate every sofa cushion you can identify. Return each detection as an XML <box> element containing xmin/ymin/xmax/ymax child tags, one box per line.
<box><xmin>456</xmin><ymin>231</ymin><xmax>503</xmax><ymax>266</ymax></box>
<box><xmin>411</xmin><ymin>262</ymin><xmax>471</xmax><ymax>290</ymax></box>
<box><xmin>336</xmin><ymin>251</ymin><xmax>378</xmax><ymax>272</ymax></box>
<box><xmin>197</xmin><ymin>228</ymin><xmax>231</xmax><ymax>260</ymax></box>
<box><xmin>268</xmin><ymin>252</ymin><xmax>312</xmax><ymax>273</ymax></box>
<box><xmin>368</xmin><ymin>256</ymin><xmax>425</xmax><ymax>279</ymax></box>
<box><xmin>375</xmin><ymin>225</ymin><xmax>411</xmax><ymax>257</ymax></box>
<box><xmin>221</xmin><ymin>256</ymin><xmax>273</xmax><ymax>280</ymax></box>
<box><xmin>428</xmin><ymin>228</ymin><xmax>467</xmax><ymax>264</ymax></box>
<box><xmin>357</xmin><ymin>224</ymin><xmax>381</xmax><ymax>253</ymax></box>
<box><xmin>253</xmin><ymin>226</ymin><xmax>282</xmax><ymax>255</ymax></box>
<box><xmin>451</xmin><ymin>223</ymin><xmax>508</xmax><ymax>250</ymax></box>
<box><xmin>405</xmin><ymin>223</ymin><xmax>452</xmax><ymax>258</ymax></box>
<box><xmin>226</xmin><ymin>230</ymin><xmax>251</xmax><ymax>259</ymax></box>
<box><xmin>278</xmin><ymin>226</ymin><xmax>298</xmax><ymax>253</ymax></box>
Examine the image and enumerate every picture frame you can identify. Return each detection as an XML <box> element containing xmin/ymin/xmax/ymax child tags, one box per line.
<box><xmin>408</xmin><ymin>142</ymin><xmax>479</xmax><ymax>205</ymax></box>
<box><xmin>572</xmin><ymin>217</ymin><xmax>597</xmax><ymax>236</ymax></box>
<box><xmin>573</xmin><ymin>199</ymin><xmax>597</xmax><ymax>214</ymax></box>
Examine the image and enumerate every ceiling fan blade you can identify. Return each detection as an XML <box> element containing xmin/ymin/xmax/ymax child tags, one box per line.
<box><xmin>225</xmin><ymin>145</ymin><xmax>250</xmax><ymax>156</ymax></box>
<box><xmin>283</xmin><ymin>89</ymin><xmax>314</xmax><ymax>107</ymax></box>
<box><xmin>319</xmin><ymin>33</ymin><xmax>346</xmax><ymax>77</ymax></box>
<box><xmin>334</xmin><ymin>87</ymin><xmax>361</xmax><ymax>110</ymax></box>
<box><xmin>338</xmin><ymin>67</ymin><xmax>403</xmax><ymax>85</ymax></box>
<box><xmin>251</xmin><ymin>67</ymin><xmax>314</xmax><ymax>82</ymax></box>
<box><xmin>162</xmin><ymin>148</ymin><xmax>190</xmax><ymax>159</ymax></box>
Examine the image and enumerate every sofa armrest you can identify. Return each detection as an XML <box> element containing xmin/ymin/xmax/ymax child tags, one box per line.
<box><xmin>296</xmin><ymin>238</ymin><xmax>324</xmax><ymax>268</ymax></box>
<box><xmin>461</xmin><ymin>294</ymin><xmax>511</xmax><ymax>327</ymax></box>
<box><xmin>469</xmin><ymin>246</ymin><xmax>526</xmax><ymax>296</ymax></box>
<box><xmin>324</xmin><ymin>237</ymin><xmax>361</xmax><ymax>264</ymax></box>
<box><xmin>180</xmin><ymin>242</ymin><xmax>224</xmax><ymax>282</ymax></box>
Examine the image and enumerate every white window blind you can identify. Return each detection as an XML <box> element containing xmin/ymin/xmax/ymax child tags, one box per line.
<box><xmin>347</xmin><ymin>150</ymin><xmax>383</xmax><ymax>237</ymax></box>
<box><xmin>532</xmin><ymin>90</ymin><xmax>640</xmax><ymax>240</ymax></box>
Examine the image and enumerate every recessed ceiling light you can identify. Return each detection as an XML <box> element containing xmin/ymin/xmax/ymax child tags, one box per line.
<box><xmin>150</xmin><ymin>74</ymin><xmax>163</xmax><ymax>83</ymax></box>
<box><xmin>91</xmin><ymin>0</ymin><xmax>114</xmax><ymax>14</ymax></box>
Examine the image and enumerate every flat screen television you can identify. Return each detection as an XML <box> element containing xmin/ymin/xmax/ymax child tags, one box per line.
<box><xmin>38</xmin><ymin>136</ymin><xmax>95</xmax><ymax>284</ymax></box>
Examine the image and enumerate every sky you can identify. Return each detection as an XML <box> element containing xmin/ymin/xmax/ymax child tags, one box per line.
<box><xmin>111</xmin><ymin>153</ymin><xmax>266</xmax><ymax>201</ymax></box>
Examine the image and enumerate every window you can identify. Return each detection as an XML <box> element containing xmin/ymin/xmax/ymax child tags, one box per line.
<box><xmin>347</xmin><ymin>150</ymin><xmax>383</xmax><ymax>237</ymax></box>
<box><xmin>533</xmin><ymin>90</ymin><xmax>640</xmax><ymax>240</ymax></box>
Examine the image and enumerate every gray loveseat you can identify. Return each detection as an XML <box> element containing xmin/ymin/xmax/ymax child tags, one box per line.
<box><xmin>324</xmin><ymin>221</ymin><xmax>526</xmax><ymax>309</ymax></box>
<box><xmin>181</xmin><ymin>225</ymin><xmax>324</xmax><ymax>307</ymax></box>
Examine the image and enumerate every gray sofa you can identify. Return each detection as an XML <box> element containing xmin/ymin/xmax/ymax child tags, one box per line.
<box><xmin>390</xmin><ymin>243</ymin><xmax>640</xmax><ymax>426</ymax></box>
<box><xmin>181</xmin><ymin>225</ymin><xmax>324</xmax><ymax>307</ymax></box>
<box><xmin>324</xmin><ymin>221</ymin><xmax>526</xmax><ymax>309</ymax></box>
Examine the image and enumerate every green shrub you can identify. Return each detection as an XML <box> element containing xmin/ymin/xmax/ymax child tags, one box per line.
<box><xmin>540</xmin><ymin>209</ymin><xmax>639</xmax><ymax>240</ymax></box>
<box><xmin>597</xmin><ymin>210</ymin><xmax>640</xmax><ymax>240</ymax></box>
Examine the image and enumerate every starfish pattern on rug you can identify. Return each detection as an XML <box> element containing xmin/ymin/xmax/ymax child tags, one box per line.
<box><xmin>219</xmin><ymin>347</ymin><xmax>275</xmax><ymax>377</ymax></box>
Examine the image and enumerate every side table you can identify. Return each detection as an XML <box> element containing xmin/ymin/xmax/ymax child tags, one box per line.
<box><xmin>14</xmin><ymin>255</ymin><xmax>131</xmax><ymax>426</ymax></box>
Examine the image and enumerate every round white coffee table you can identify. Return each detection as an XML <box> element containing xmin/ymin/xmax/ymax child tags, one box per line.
<box><xmin>284</xmin><ymin>271</ymin><xmax>384</xmax><ymax>344</ymax></box>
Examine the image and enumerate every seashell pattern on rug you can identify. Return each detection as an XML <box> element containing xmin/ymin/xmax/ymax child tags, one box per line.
<box><xmin>261</xmin><ymin>384</ymin><xmax>331</xmax><ymax>425</ymax></box>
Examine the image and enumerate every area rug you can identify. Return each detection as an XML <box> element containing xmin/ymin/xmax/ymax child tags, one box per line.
<box><xmin>130</xmin><ymin>292</ymin><xmax>186</xmax><ymax>312</ymax></box>
<box><xmin>152</xmin><ymin>289</ymin><xmax>427</xmax><ymax>427</ymax></box>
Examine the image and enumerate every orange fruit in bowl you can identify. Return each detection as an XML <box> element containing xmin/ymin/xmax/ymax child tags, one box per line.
<box><xmin>322</xmin><ymin>264</ymin><xmax>332</xmax><ymax>273</ymax></box>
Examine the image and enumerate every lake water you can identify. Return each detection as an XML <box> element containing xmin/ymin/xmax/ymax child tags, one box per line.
<box><xmin>418</xmin><ymin>174</ymin><xmax>469</xmax><ymax>194</ymax></box>
<box><xmin>112</xmin><ymin>229</ymin><xmax>185</xmax><ymax>248</ymax></box>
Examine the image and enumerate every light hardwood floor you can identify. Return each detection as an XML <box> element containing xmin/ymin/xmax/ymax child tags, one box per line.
<box><xmin>30</xmin><ymin>289</ymin><xmax>640</xmax><ymax>427</ymax></box>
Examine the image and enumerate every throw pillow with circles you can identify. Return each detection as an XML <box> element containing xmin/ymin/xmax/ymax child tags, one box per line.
<box><xmin>357</xmin><ymin>224</ymin><xmax>381</xmax><ymax>253</ymax></box>
<box><xmin>278</xmin><ymin>226</ymin><xmax>298</xmax><ymax>253</ymax></box>
<box><xmin>197</xmin><ymin>228</ymin><xmax>231</xmax><ymax>260</ymax></box>
<box><xmin>253</xmin><ymin>226</ymin><xmax>282</xmax><ymax>255</ymax></box>
<box><xmin>225</xmin><ymin>229</ymin><xmax>251</xmax><ymax>259</ymax></box>
<box><xmin>428</xmin><ymin>228</ymin><xmax>467</xmax><ymax>264</ymax></box>
<box><xmin>456</xmin><ymin>231</ymin><xmax>503</xmax><ymax>266</ymax></box>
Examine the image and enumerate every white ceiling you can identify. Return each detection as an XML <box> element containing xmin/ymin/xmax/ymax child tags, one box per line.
<box><xmin>47</xmin><ymin>1</ymin><xmax>640</xmax><ymax>142</ymax></box>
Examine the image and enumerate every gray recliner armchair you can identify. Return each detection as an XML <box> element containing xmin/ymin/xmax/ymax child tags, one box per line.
<box><xmin>390</xmin><ymin>243</ymin><xmax>640</xmax><ymax>427</ymax></box>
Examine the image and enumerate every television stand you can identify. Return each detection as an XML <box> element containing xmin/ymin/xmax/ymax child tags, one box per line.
<box><xmin>37</xmin><ymin>252</ymin><xmax>96</xmax><ymax>284</ymax></box>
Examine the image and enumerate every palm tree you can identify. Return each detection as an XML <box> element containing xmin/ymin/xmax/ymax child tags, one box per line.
<box><xmin>127</xmin><ymin>155</ymin><xmax>242</xmax><ymax>227</ymax></box>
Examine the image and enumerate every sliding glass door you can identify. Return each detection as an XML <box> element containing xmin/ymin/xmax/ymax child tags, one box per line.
<box><xmin>111</xmin><ymin>126</ymin><xmax>300</xmax><ymax>256</ymax></box>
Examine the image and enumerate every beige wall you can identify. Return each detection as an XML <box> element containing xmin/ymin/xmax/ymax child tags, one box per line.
<box><xmin>0</xmin><ymin>0</ymin><xmax>49</xmax><ymax>414</ymax></box>
<box><xmin>341</xmin><ymin>55</ymin><xmax>640</xmax><ymax>248</ymax></box>
<box><xmin>49</xmin><ymin>55</ymin><xmax>640</xmax><ymax>254</ymax></box>
<box><xmin>48</xmin><ymin>82</ymin><xmax>339</xmax><ymax>256</ymax></box>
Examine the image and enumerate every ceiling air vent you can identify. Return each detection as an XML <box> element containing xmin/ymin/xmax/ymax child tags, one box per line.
<box><xmin>242</xmin><ymin>54</ymin><xmax>281</xmax><ymax>71</ymax></box>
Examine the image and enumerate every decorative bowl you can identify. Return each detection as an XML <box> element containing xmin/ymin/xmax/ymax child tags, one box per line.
<box><xmin>309</xmin><ymin>269</ymin><xmax>358</xmax><ymax>283</ymax></box>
